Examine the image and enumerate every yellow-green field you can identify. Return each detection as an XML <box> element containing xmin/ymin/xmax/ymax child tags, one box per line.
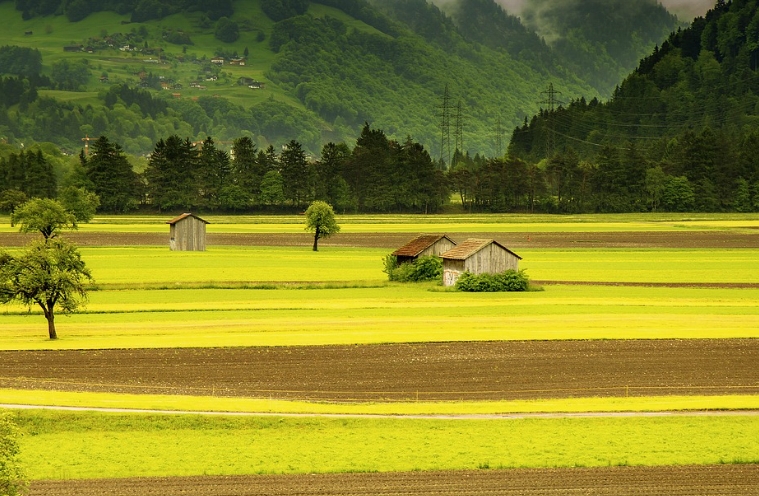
<box><xmin>1</xmin><ymin>214</ymin><xmax>758</xmax><ymax>482</ymax></box>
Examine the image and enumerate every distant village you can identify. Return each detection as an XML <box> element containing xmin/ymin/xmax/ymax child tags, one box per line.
<box><xmin>62</xmin><ymin>29</ymin><xmax>264</xmax><ymax>98</ymax></box>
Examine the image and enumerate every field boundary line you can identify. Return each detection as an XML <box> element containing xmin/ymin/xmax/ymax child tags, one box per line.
<box><xmin>2</xmin><ymin>404</ymin><xmax>759</xmax><ymax>419</ymax></box>
<box><xmin>532</xmin><ymin>280</ymin><xmax>759</xmax><ymax>289</ymax></box>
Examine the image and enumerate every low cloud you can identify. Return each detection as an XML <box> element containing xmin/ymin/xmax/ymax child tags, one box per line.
<box><xmin>432</xmin><ymin>0</ymin><xmax>713</xmax><ymax>21</ymax></box>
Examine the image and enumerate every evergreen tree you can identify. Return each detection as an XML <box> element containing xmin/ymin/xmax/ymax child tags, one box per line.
<box><xmin>82</xmin><ymin>136</ymin><xmax>138</xmax><ymax>212</ymax></box>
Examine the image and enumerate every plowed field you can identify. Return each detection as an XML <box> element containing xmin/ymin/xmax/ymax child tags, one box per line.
<box><xmin>29</xmin><ymin>465</ymin><xmax>759</xmax><ymax>495</ymax></box>
<box><xmin>2</xmin><ymin>339</ymin><xmax>758</xmax><ymax>401</ymax></box>
<box><xmin>2</xmin><ymin>229</ymin><xmax>759</xmax><ymax>248</ymax></box>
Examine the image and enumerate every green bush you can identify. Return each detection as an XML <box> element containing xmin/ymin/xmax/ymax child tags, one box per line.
<box><xmin>383</xmin><ymin>255</ymin><xmax>442</xmax><ymax>282</ymax></box>
<box><xmin>455</xmin><ymin>270</ymin><xmax>529</xmax><ymax>292</ymax></box>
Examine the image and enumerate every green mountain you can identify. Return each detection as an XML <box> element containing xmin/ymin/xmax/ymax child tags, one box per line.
<box><xmin>508</xmin><ymin>0</ymin><xmax>759</xmax><ymax>213</ymax></box>
<box><xmin>0</xmin><ymin>0</ymin><xmax>681</xmax><ymax>158</ymax></box>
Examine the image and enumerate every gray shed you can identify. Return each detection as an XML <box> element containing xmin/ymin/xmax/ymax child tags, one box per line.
<box><xmin>441</xmin><ymin>238</ymin><xmax>521</xmax><ymax>287</ymax></box>
<box><xmin>167</xmin><ymin>213</ymin><xmax>209</xmax><ymax>251</ymax></box>
<box><xmin>391</xmin><ymin>234</ymin><xmax>457</xmax><ymax>265</ymax></box>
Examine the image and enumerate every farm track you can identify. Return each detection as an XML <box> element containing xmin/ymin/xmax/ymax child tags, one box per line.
<box><xmin>28</xmin><ymin>465</ymin><xmax>759</xmax><ymax>495</ymax></box>
<box><xmin>2</xmin><ymin>230</ymin><xmax>759</xmax><ymax>248</ymax></box>
<box><xmin>2</xmin><ymin>340</ymin><xmax>758</xmax><ymax>401</ymax></box>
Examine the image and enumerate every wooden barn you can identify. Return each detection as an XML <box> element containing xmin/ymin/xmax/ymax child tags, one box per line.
<box><xmin>167</xmin><ymin>213</ymin><xmax>209</xmax><ymax>251</ymax></box>
<box><xmin>441</xmin><ymin>238</ymin><xmax>521</xmax><ymax>287</ymax></box>
<box><xmin>391</xmin><ymin>234</ymin><xmax>457</xmax><ymax>264</ymax></box>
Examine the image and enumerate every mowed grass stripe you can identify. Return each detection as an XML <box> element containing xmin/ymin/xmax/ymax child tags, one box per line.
<box><xmin>10</xmin><ymin>410</ymin><xmax>759</xmax><ymax>480</ymax></box>
<box><xmin>2</xmin><ymin>285</ymin><xmax>759</xmax><ymax>349</ymax></box>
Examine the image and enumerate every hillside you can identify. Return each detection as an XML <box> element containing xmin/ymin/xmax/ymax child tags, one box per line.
<box><xmin>0</xmin><ymin>0</ymin><xmax>684</xmax><ymax>158</ymax></box>
<box><xmin>507</xmin><ymin>0</ymin><xmax>759</xmax><ymax>213</ymax></box>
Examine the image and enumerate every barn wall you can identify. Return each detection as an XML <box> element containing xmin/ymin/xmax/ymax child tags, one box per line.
<box><xmin>170</xmin><ymin>217</ymin><xmax>207</xmax><ymax>251</ymax></box>
<box><xmin>463</xmin><ymin>245</ymin><xmax>519</xmax><ymax>274</ymax></box>
<box><xmin>443</xmin><ymin>259</ymin><xmax>465</xmax><ymax>287</ymax></box>
<box><xmin>420</xmin><ymin>238</ymin><xmax>456</xmax><ymax>258</ymax></box>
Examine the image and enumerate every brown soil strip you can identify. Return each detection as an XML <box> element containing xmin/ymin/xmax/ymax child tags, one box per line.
<box><xmin>2</xmin><ymin>340</ymin><xmax>758</xmax><ymax>401</ymax></box>
<box><xmin>2</xmin><ymin>230</ymin><xmax>759</xmax><ymax>248</ymax></box>
<box><xmin>29</xmin><ymin>465</ymin><xmax>759</xmax><ymax>495</ymax></box>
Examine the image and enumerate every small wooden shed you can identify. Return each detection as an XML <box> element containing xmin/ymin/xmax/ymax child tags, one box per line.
<box><xmin>441</xmin><ymin>238</ymin><xmax>522</xmax><ymax>287</ymax></box>
<box><xmin>167</xmin><ymin>213</ymin><xmax>209</xmax><ymax>251</ymax></box>
<box><xmin>391</xmin><ymin>234</ymin><xmax>457</xmax><ymax>264</ymax></box>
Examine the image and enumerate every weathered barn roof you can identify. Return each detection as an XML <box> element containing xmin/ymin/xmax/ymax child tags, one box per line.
<box><xmin>441</xmin><ymin>238</ymin><xmax>521</xmax><ymax>260</ymax></box>
<box><xmin>392</xmin><ymin>234</ymin><xmax>456</xmax><ymax>257</ymax></box>
<box><xmin>166</xmin><ymin>213</ymin><xmax>210</xmax><ymax>225</ymax></box>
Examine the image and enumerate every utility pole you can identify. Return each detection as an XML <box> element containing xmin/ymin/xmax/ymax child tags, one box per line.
<box><xmin>539</xmin><ymin>83</ymin><xmax>563</xmax><ymax>159</ymax></box>
<box><xmin>438</xmin><ymin>83</ymin><xmax>452</xmax><ymax>167</ymax></box>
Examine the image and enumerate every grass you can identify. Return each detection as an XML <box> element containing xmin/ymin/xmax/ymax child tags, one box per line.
<box><xmin>1</xmin><ymin>213</ymin><xmax>759</xmax><ymax>480</ymax></box>
<box><xmin>3</xmin><ymin>389</ymin><xmax>759</xmax><ymax>416</ymax></box>
<box><xmin>2</xmin><ymin>284</ymin><xmax>759</xmax><ymax>350</ymax></box>
<box><xmin>8</xmin><ymin>409</ymin><xmax>759</xmax><ymax>479</ymax></box>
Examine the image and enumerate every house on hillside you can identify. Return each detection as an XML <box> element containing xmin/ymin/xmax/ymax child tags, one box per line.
<box><xmin>440</xmin><ymin>238</ymin><xmax>521</xmax><ymax>287</ymax></box>
<box><xmin>167</xmin><ymin>213</ymin><xmax>209</xmax><ymax>251</ymax></box>
<box><xmin>391</xmin><ymin>234</ymin><xmax>457</xmax><ymax>265</ymax></box>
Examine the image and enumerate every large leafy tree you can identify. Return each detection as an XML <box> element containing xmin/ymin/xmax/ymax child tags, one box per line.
<box><xmin>82</xmin><ymin>136</ymin><xmax>139</xmax><ymax>213</ymax></box>
<box><xmin>0</xmin><ymin>238</ymin><xmax>92</xmax><ymax>339</ymax></box>
<box><xmin>11</xmin><ymin>198</ymin><xmax>77</xmax><ymax>240</ymax></box>
<box><xmin>304</xmin><ymin>200</ymin><xmax>340</xmax><ymax>251</ymax></box>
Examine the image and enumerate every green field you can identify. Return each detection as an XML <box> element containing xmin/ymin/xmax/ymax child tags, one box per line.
<box><xmin>2</xmin><ymin>214</ymin><xmax>759</xmax><ymax>482</ymax></box>
<box><xmin>10</xmin><ymin>410</ymin><xmax>759</xmax><ymax>480</ymax></box>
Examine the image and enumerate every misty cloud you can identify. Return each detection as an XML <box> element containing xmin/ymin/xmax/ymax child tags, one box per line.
<box><xmin>431</xmin><ymin>0</ymin><xmax>713</xmax><ymax>22</ymax></box>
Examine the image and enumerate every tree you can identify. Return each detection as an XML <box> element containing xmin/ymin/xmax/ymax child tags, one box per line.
<box><xmin>58</xmin><ymin>186</ymin><xmax>100</xmax><ymax>222</ymax></box>
<box><xmin>0</xmin><ymin>238</ymin><xmax>92</xmax><ymax>339</ymax></box>
<box><xmin>0</xmin><ymin>412</ymin><xmax>27</xmax><ymax>496</ymax></box>
<box><xmin>215</xmin><ymin>17</ymin><xmax>240</xmax><ymax>43</ymax></box>
<box><xmin>82</xmin><ymin>136</ymin><xmax>138</xmax><ymax>213</ymax></box>
<box><xmin>11</xmin><ymin>199</ymin><xmax>77</xmax><ymax>240</ymax></box>
<box><xmin>304</xmin><ymin>200</ymin><xmax>340</xmax><ymax>251</ymax></box>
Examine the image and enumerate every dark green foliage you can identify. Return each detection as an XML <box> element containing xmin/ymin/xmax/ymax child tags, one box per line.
<box><xmin>0</xmin><ymin>149</ymin><xmax>56</xmax><ymax>200</ymax></box>
<box><xmin>81</xmin><ymin>136</ymin><xmax>139</xmax><ymax>212</ymax></box>
<box><xmin>507</xmin><ymin>0</ymin><xmax>759</xmax><ymax>213</ymax></box>
<box><xmin>261</xmin><ymin>0</ymin><xmax>309</xmax><ymax>22</ymax></box>
<box><xmin>50</xmin><ymin>59</ymin><xmax>90</xmax><ymax>91</ymax></box>
<box><xmin>214</xmin><ymin>17</ymin><xmax>239</xmax><ymax>43</ymax></box>
<box><xmin>144</xmin><ymin>135</ymin><xmax>198</xmax><ymax>211</ymax></box>
<box><xmin>0</xmin><ymin>45</ymin><xmax>42</xmax><ymax>76</ymax></box>
<box><xmin>456</xmin><ymin>269</ymin><xmax>530</xmax><ymax>292</ymax></box>
<box><xmin>385</xmin><ymin>255</ymin><xmax>443</xmax><ymax>282</ymax></box>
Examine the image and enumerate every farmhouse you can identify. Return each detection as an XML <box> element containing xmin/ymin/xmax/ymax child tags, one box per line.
<box><xmin>167</xmin><ymin>213</ymin><xmax>209</xmax><ymax>251</ymax></box>
<box><xmin>441</xmin><ymin>238</ymin><xmax>521</xmax><ymax>287</ymax></box>
<box><xmin>392</xmin><ymin>234</ymin><xmax>457</xmax><ymax>265</ymax></box>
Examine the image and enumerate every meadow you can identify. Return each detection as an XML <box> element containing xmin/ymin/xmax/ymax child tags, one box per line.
<box><xmin>1</xmin><ymin>213</ymin><xmax>758</xmax><ymax>483</ymax></box>
<box><xmin>11</xmin><ymin>410</ymin><xmax>759</xmax><ymax>480</ymax></box>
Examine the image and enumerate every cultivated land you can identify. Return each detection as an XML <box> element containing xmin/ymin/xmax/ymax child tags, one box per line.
<box><xmin>0</xmin><ymin>213</ymin><xmax>757</xmax><ymax>494</ymax></box>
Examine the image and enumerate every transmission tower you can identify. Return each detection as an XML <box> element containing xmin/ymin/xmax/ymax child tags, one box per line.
<box><xmin>437</xmin><ymin>83</ymin><xmax>452</xmax><ymax>166</ymax></box>
<box><xmin>539</xmin><ymin>82</ymin><xmax>563</xmax><ymax>159</ymax></box>
<box><xmin>453</xmin><ymin>100</ymin><xmax>465</xmax><ymax>155</ymax></box>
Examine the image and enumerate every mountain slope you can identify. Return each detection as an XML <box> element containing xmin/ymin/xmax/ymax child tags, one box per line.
<box><xmin>0</xmin><ymin>0</ymin><xmax>681</xmax><ymax>158</ymax></box>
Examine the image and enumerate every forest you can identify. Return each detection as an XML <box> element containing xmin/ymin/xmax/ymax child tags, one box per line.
<box><xmin>3</xmin><ymin>0</ymin><xmax>757</xmax><ymax>213</ymax></box>
<box><xmin>508</xmin><ymin>0</ymin><xmax>759</xmax><ymax>213</ymax></box>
